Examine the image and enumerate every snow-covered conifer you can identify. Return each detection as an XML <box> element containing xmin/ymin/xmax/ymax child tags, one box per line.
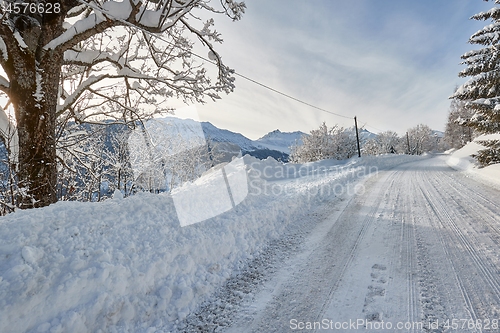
<box><xmin>454</xmin><ymin>4</ymin><xmax>500</xmax><ymax>165</ymax></box>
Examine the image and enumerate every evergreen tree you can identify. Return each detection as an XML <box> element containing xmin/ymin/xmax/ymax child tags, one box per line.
<box><xmin>472</xmin><ymin>140</ymin><xmax>500</xmax><ymax>167</ymax></box>
<box><xmin>453</xmin><ymin>3</ymin><xmax>500</xmax><ymax>165</ymax></box>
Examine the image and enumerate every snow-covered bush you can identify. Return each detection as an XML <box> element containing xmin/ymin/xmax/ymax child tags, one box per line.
<box><xmin>54</xmin><ymin>119</ymin><xmax>226</xmax><ymax>204</ymax></box>
<box><xmin>406</xmin><ymin>124</ymin><xmax>438</xmax><ymax>155</ymax></box>
<box><xmin>56</xmin><ymin>124</ymin><xmax>113</xmax><ymax>202</ymax></box>
<box><xmin>444</xmin><ymin>96</ymin><xmax>476</xmax><ymax>149</ymax></box>
<box><xmin>103</xmin><ymin>131</ymin><xmax>135</xmax><ymax>197</ymax></box>
<box><xmin>290</xmin><ymin>122</ymin><xmax>357</xmax><ymax>163</ymax></box>
<box><xmin>363</xmin><ymin>131</ymin><xmax>400</xmax><ymax>156</ymax></box>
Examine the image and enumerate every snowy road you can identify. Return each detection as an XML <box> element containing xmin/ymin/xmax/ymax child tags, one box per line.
<box><xmin>192</xmin><ymin>155</ymin><xmax>500</xmax><ymax>332</ymax></box>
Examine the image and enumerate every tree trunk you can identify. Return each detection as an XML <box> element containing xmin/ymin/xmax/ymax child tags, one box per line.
<box><xmin>13</xmin><ymin>57</ymin><xmax>60</xmax><ymax>208</ymax></box>
<box><xmin>5</xmin><ymin>11</ymin><xmax>64</xmax><ymax>208</ymax></box>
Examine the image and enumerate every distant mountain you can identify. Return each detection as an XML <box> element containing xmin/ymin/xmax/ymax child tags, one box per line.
<box><xmin>200</xmin><ymin>121</ymin><xmax>263</xmax><ymax>152</ymax></box>
<box><xmin>343</xmin><ymin>127</ymin><xmax>378</xmax><ymax>144</ymax></box>
<box><xmin>198</xmin><ymin>121</ymin><xmax>309</xmax><ymax>161</ymax></box>
<box><xmin>358</xmin><ymin>128</ymin><xmax>378</xmax><ymax>142</ymax></box>
<box><xmin>431</xmin><ymin>130</ymin><xmax>445</xmax><ymax>139</ymax></box>
<box><xmin>256</xmin><ymin>129</ymin><xmax>306</xmax><ymax>154</ymax></box>
<box><xmin>152</xmin><ymin>117</ymin><xmax>293</xmax><ymax>161</ymax></box>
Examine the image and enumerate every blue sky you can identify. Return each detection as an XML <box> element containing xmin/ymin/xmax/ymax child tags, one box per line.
<box><xmin>177</xmin><ymin>0</ymin><xmax>493</xmax><ymax>139</ymax></box>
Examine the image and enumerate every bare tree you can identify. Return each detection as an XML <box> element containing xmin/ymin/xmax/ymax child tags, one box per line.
<box><xmin>406</xmin><ymin>124</ymin><xmax>436</xmax><ymax>155</ymax></box>
<box><xmin>444</xmin><ymin>96</ymin><xmax>475</xmax><ymax>149</ymax></box>
<box><xmin>0</xmin><ymin>0</ymin><xmax>245</xmax><ymax>208</ymax></box>
<box><xmin>363</xmin><ymin>131</ymin><xmax>401</xmax><ymax>156</ymax></box>
<box><xmin>104</xmin><ymin>129</ymin><xmax>134</xmax><ymax>196</ymax></box>
<box><xmin>290</xmin><ymin>122</ymin><xmax>357</xmax><ymax>163</ymax></box>
<box><xmin>128</xmin><ymin>119</ymin><xmax>224</xmax><ymax>193</ymax></box>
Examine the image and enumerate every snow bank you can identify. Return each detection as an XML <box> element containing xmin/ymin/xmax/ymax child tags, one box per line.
<box><xmin>0</xmin><ymin>154</ymin><xmax>422</xmax><ymax>333</ymax></box>
<box><xmin>446</xmin><ymin>134</ymin><xmax>500</xmax><ymax>188</ymax></box>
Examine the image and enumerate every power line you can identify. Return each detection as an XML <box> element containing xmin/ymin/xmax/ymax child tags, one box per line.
<box><xmin>71</xmin><ymin>0</ymin><xmax>354</xmax><ymax>121</ymax></box>
<box><xmin>232</xmin><ymin>72</ymin><xmax>352</xmax><ymax>119</ymax></box>
<box><xmin>364</xmin><ymin>124</ymin><xmax>385</xmax><ymax>133</ymax></box>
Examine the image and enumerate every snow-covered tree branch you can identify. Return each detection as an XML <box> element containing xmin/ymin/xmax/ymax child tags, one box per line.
<box><xmin>0</xmin><ymin>0</ymin><xmax>245</xmax><ymax>208</ymax></box>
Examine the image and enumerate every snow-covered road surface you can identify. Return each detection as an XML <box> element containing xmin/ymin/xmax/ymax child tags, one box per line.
<box><xmin>191</xmin><ymin>155</ymin><xmax>500</xmax><ymax>333</ymax></box>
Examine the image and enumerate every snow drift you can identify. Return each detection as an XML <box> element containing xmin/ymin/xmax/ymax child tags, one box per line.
<box><xmin>446</xmin><ymin>133</ymin><xmax>500</xmax><ymax>188</ymax></box>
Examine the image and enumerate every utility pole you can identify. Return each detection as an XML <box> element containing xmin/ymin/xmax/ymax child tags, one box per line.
<box><xmin>354</xmin><ymin>116</ymin><xmax>361</xmax><ymax>158</ymax></box>
<box><xmin>406</xmin><ymin>131</ymin><xmax>411</xmax><ymax>155</ymax></box>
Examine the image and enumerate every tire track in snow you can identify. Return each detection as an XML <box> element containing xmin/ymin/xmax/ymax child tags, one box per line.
<box><xmin>219</xmin><ymin>169</ymin><xmax>397</xmax><ymax>333</ymax></box>
<box><xmin>400</xmin><ymin>175</ymin><xmax>420</xmax><ymax>333</ymax></box>
<box><xmin>433</xmin><ymin>168</ymin><xmax>500</xmax><ymax>246</ymax></box>
<box><xmin>356</xmin><ymin>167</ymin><xmax>421</xmax><ymax>331</ymax></box>
<box><xmin>414</xmin><ymin>183</ymin><xmax>478</xmax><ymax>332</ymax></box>
<box><xmin>415</xmin><ymin>164</ymin><xmax>500</xmax><ymax>327</ymax></box>
<box><xmin>420</xmin><ymin>175</ymin><xmax>500</xmax><ymax>306</ymax></box>
<box><xmin>313</xmin><ymin>172</ymin><xmax>393</xmax><ymax>324</ymax></box>
<box><xmin>317</xmin><ymin>167</ymin><xmax>423</xmax><ymax>332</ymax></box>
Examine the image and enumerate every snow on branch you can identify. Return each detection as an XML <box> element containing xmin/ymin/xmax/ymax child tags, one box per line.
<box><xmin>0</xmin><ymin>75</ymin><xmax>9</xmax><ymax>92</ymax></box>
<box><xmin>45</xmin><ymin>0</ymin><xmax>189</xmax><ymax>52</ymax></box>
<box><xmin>471</xmin><ymin>7</ymin><xmax>500</xmax><ymax>21</ymax></box>
<box><xmin>64</xmin><ymin>48</ymin><xmax>129</xmax><ymax>69</ymax></box>
<box><xmin>0</xmin><ymin>37</ymin><xmax>7</xmax><ymax>62</ymax></box>
<box><xmin>44</xmin><ymin>11</ymin><xmax>116</xmax><ymax>51</ymax></box>
<box><xmin>0</xmin><ymin>106</ymin><xmax>18</xmax><ymax>165</ymax></box>
<box><xmin>44</xmin><ymin>0</ymin><xmax>243</xmax><ymax>130</ymax></box>
<box><xmin>13</xmin><ymin>31</ymin><xmax>28</xmax><ymax>50</ymax></box>
<box><xmin>57</xmin><ymin>19</ymin><xmax>236</xmax><ymax>123</ymax></box>
<box><xmin>57</xmin><ymin>74</ymin><xmax>113</xmax><ymax>114</ymax></box>
<box><xmin>45</xmin><ymin>0</ymin><xmax>244</xmax><ymax>53</ymax></box>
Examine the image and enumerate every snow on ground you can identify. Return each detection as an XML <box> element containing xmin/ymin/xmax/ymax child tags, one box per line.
<box><xmin>0</xmin><ymin>154</ymin><xmax>422</xmax><ymax>333</ymax></box>
<box><xmin>446</xmin><ymin>134</ymin><xmax>500</xmax><ymax>188</ymax></box>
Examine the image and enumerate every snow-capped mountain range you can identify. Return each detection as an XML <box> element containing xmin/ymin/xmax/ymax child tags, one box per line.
<box><xmin>152</xmin><ymin>117</ymin><xmax>308</xmax><ymax>161</ymax></box>
<box><xmin>149</xmin><ymin>117</ymin><xmax>383</xmax><ymax>161</ymax></box>
<box><xmin>255</xmin><ymin>129</ymin><xmax>305</xmax><ymax>154</ymax></box>
<box><xmin>200</xmin><ymin>121</ymin><xmax>264</xmax><ymax>152</ymax></box>
<box><xmin>201</xmin><ymin>121</ymin><xmax>306</xmax><ymax>155</ymax></box>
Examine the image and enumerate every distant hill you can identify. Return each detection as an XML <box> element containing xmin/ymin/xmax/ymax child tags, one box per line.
<box><xmin>200</xmin><ymin>122</ymin><xmax>308</xmax><ymax>156</ymax></box>
<box><xmin>431</xmin><ymin>130</ymin><xmax>445</xmax><ymax>138</ymax></box>
<box><xmin>343</xmin><ymin>127</ymin><xmax>378</xmax><ymax>143</ymax></box>
<box><xmin>256</xmin><ymin>129</ymin><xmax>306</xmax><ymax>154</ymax></box>
<box><xmin>358</xmin><ymin>128</ymin><xmax>378</xmax><ymax>142</ymax></box>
